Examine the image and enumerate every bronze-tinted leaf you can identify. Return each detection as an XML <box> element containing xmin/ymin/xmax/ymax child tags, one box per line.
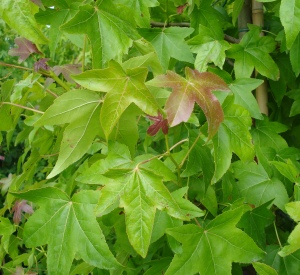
<box><xmin>8</xmin><ymin>37</ymin><xmax>41</xmax><ymax>62</ymax></box>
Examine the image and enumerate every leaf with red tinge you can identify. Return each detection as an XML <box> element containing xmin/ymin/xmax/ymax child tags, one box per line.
<box><xmin>8</xmin><ymin>37</ymin><xmax>41</xmax><ymax>62</ymax></box>
<box><xmin>53</xmin><ymin>64</ymin><xmax>81</xmax><ymax>83</ymax></box>
<box><xmin>34</xmin><ymin>58</ymin><xmax>50</xmax><ymax>72</ymax></box>
<box><xmin>147</xmin><ymin>68</ymin><xmax>230</xmax><ymax>139</ymax></box>
<box><xmin>177</xmin><ymin>4</ymin><xmax>187</xmax><ymax>14</ymax></box>
<box><xmin>147</xmin><ymin>113</ymin><xmax>169</xmax><ymax>136</ymax></box>
<box><xmin>11</xmin><ymin>200</ymin><xmax>34</xmax><ymax>225</ymax></box>
<box><xmin>30</xmin><ymin>0</ymin><xmax>44</xmax><ymax>10</ymax></box>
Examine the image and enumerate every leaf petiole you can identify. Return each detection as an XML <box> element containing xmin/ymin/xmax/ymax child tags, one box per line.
<box><xmin>1</xmin><ymin>102</ymin><xmax>44</xmax><ymax>114</ymax></box>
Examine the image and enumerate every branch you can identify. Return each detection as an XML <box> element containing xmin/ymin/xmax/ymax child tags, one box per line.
<box><xmin>150</xmin><ymin>22</ymin><xmax>240</xmax><ymax>43</ymax></box>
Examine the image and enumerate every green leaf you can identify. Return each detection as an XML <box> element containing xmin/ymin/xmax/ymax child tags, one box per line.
<box><xmin>280</xmin><ymin>0</ymin><xmax>300</xmax><ymax>49</ymax></box>
<box><xmin>229</xmin><ymin>78</ymin><xmax>264</xmax><ymax>120</ymax></box>
<box><xmin>35</xmin><ymin>2</ymin><xmax>81</xmax><ymax>58</ymax></box>
<box><xmin>0</xmin><ymin>217</ymin><xmax>15</xmax><ymax>253</ymax></box>
<box><xmin>238</xmin><ymin>201</ymin><xmax>274</xmax><ymax>249</ymax></box>
<box><xmin>290</xmin><ymin>33</ymin><xmax>300</xmax><ymax>76</ymax></box>
<box><xmin>232</xmin><ymin>161</ymin><xmax>289</xmax><ymax>210</ymax></box>
<box><xmin>35</xmin><ymin>89</ymin><xmax>101</xmax><ymax>126</ymax></box>
<box><xmin>138</xmin><ymin>27</ymin><xmax>194</xmax><ymax>71</ymax></box>
<box><xmin>253</xmin><ymin>262</ymin><xmax>278</xmax><ymax>275</ymax></box>
<box><xmin>188</xmin><ymin>24</ymin><xmax>230</xmax><ymax>72</ymax></box>
<box><xmin>72</xmin><ymin>61</ymin><xmax>159</xmax><ymax>138</ymax></box>
<box><xmin>279</xmin><ymin>202</ymin><xmax>300</xmax><ymax>256</ymax></box>
<box><xmin>232</xmin><ymin>0</ymin><xmax>244</xmax><ymax>25</ymax></box>
<box><xmin>251</xmin><ymin>118</ymin><xmax>289</xmax><ymax>151</ymax></box>
<box><xmin>11</xmin><ymin>187</ymin><xmax>120</xmax><ymax>274</ymax></box>
<box><xmin>114</xmin><ymin>0</ymin><xmax>159</xmax><ymax>27</ymax></box>
<box><xmin>61</xmin><ymin>0</ymin><xmax>139</xmax><ymax>68</ymax></box>
<box><xmin>213</xmin><ymin>96</ymin><xmax>254</xmax><ymax>182</ymax></box>
<box><xmin>288</xmin><ymin>89</ymin><xmax>300</xmax><ymax>117</ymax></box>
<box><xmin>0</xmin><ymin>0</ymin><xmax>48</xmax><ymax>44</ymax></box>
<box><xmin>226</xmin><ymin>25</ymin><xmax>279</xmax><ymax>80</ymax></box>
<box><xmin>270</xmin><ymin>159</ymin><xmax>299</xmax><ymax>183</ymax></box>
<box><xmin>147</xmin><ymin>68</ymin><xmax>230</xmax><ymax>139</ymax></box>
<box><xmin>165</xmin><ymin>207</ymin><xmax>264</xmax><ymax>275</ymax></box>
<box><xmin>47</xmin><ymin>104</ymin><xmax>101</xmax><ymax>178</ymax></box>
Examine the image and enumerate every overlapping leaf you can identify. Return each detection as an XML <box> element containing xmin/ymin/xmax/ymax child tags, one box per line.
<box><xmin>8</xmin><ymin>37</ymin><xmax>41</xmax><ymax>62</ymax></box>
<box><xmin>72</xmin><ymin>61</ymin><xmax>160</xmax><ymax>138</ymax></box>
<box><xmin>61</xmin><ymin>0</ymin><xmax>139</xmax><ymax>68</ymax></box>
<box><xmin>35</xmin><ymin>90</ymin><xmax>102</xmax><ymax>178</ymax></box>
<box><xmin>280</xmin><ymin>0</ymin><xmax>300</xmax><ymax>49</ymax></box>
<box><xmin>227</xmin><ymin>25</ymin><xmax>279</xmax><ymax>80</ymax></box>
<box><xmin>147</xmin><ymin>68</ymin><xmax>230</xmax><ymax>139</ymax></box>
<box><xmin>11</xmin><ymin>187</ymin><xmax>120</xmax><ymax>275</ymax></box>
<box><xmin>138</xmin><ymin>27</ymin><xmax>194</xmax><ymax>71</ymax></box>
<box><xmin>165</xmin><ymin>207</ymin><xmax>264</xmax><ymax>275</ymax></box>
<box><xmin>188</xmin><ymin>24</ymin><xmax>230</xmax><ymax>72</ymax></box>
<box><xmin>212</xmin><ymin>96</ymin><xmax>254</xmax><ymax>182</ymax></box>
<box><xmin>77</xmin><ymin>142</ymin><xmax>204</xmax><ymax>257</ymax></box>
<box><xmin>114</xmin><ymin>0</ymin><xmax>159</xmax><ymax>27</ymax></box>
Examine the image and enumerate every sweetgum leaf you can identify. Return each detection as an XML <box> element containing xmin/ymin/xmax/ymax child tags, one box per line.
<box><xmin>8</xmin><ymin>37</ymin><xmax>41</xmax><ymax>62</ymax></box>
<box><xmin>253</xmin><ymin>262</ymin><xmax>278</xmax><ymax>275</ymax></box>
<box><xmin>72</xmin><ymin>61</ymin><xmax>159</xmax><ymax>138</ymax></box>
<box><xmin>114</xmin><ymin>0</ymin><xmax>159</xmax><ymax>27</ymax></box>
<box><xmin>11</xmin><ymin>187</ymin><xmax>120</xmax><ymax>274</ymax></box>
<box><xmin>227</xmin><ymin>25</ymin><xmax>279</xmax><ymax>80</ymax></box>
<box><xmin>61</xmin><ymin>0</ymin><xmax>139</xmax><ymax>68</ymax></box>
<box><xmin>138</xmin><ymin>27</ymin><xmax>194</xmax><ymax>71</ymax></box>
<box><xmin>165</xmin><ymin>207</ymin><xmax>264</xmax><ymax>275</ymax></box>
<box><xmin>147</xmin><ymin>68</ymin><xmax>230</xmax><ymax>139</ymax></box>
<box><xmin>0</xmin><ymin>0</ymin><xmax>48</xmax><ymax>44</ymax></box>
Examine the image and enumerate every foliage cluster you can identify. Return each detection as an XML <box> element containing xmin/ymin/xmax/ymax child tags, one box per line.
<box><xmin>1</xmin><ymin>0</ymin><xmax>300</xmax><ymax>274</ymax></box>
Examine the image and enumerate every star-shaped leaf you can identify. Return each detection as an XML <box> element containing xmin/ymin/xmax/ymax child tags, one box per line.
<box><xmin>72</xmin><ymin>61</ymin><xmax>160</xmax><ymax>138</ymax></box>
<box><xmin>8</xmin><ymin>37</ymin><xmax>41</xmax><ymax>62</ymax></box>
<box><xmin>165</xmin><ymin>207</ymin><xmax>264</xmax><ymax>275</ymax></box>
<box><xmin>11</xmin><ymin>187</ymin><xmax>120</xmax><ymax>275</ymax></box>
<box><xmin>139</xmin><ymin>27</ymin><xmax>194</xmax><ymax>71</ymax></box>
<box><xmin>61</xmin><ymin>0</ymin><xmax>139</xmax><ymax>68</ymax></box>
<box><xmin>114</xmin><ymin>0</ymin><xmax>159</xmax><ymax>27</ymax></box>
<box><xmin>147</xmin><ymin>68</ymin><xmax>230</xmax><ymax>139</ymax></box>
<box><xmin>147</xmin><ymin>113</ymin><xmax>169</xmax><ymax>136</ymax></box>
<box><xmin>77</xmin><ymin>142</ymin><xmax>204</xmax><ymax>257</ymax></box>
<box><xmin>227</xmin><ymin>25</ymin><xmax>279</xmax><ymax>80</ymax></box>
<box><xmin>188</xmin><ymin>24</ymin><xmax>230</xmax><ymax>72</ymax></box>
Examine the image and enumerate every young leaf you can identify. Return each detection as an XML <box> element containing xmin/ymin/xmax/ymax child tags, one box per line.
<box><xmin>11</xmin><ymin>187</ymin><xmax>120</xmax><ymax>274</ymax></box>
<box><xmin>8</xmin><ymin>37</ymin><xmax>41</xmax><ymax>62</ymax></box>
<box><xmin>165</xmin><ymin>207</ymin><xmax>264</xmax><ymax>275</ymax></box>
<box><xmin>147</xmin><ymin>113</ymin><xmax>169</xmax><ymax>136</ymax></box>
<box><xmin>253</xmin><ymin>262</ymin><xmax>278</xmax><ymax>275</ymax></box>
<box><xmin>188</xmin><ymin>24</ymin><xmax>230</xmax><ymax>72</ymax></box>
<box><xmin>280</xmin><ymin>0</ymin><xmax>300</xmax><ymax>49</ymax></box>
<box><xmin>0</xmin><ymin>0</ymin><xmax>48</xmax><ymax>44</ymax></box>
<box><xmin>147</xmin><ymin>68</ymin><xmax>230</xmax><ymax>139</ymax></box>
<box><xmin>61</xmin><ymin>0</ymin><xmax>139</xmax><ymax>68</ymax></box>
<box><xmin>226</xmin><ymin>25</ymin><xmax>279</xmax><ymax>80</ymax></box>
<box><xmin>72</xmin><ymin>61</ymin><xmax>159</xmax><ymax>138</ymax></box>
<box><xmin>138</xmin><ymin>27</ymin><xmax>194</xmax><ymax>71</ymax></box>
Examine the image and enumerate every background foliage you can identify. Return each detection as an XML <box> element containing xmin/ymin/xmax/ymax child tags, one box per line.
<box><xmin>1</xmin><ymin>0</ymin><xmax>300</xmax><ymax>274</ymax></box>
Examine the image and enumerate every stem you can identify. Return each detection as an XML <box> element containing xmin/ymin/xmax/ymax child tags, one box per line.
<box><xmin>179</xmin><ymin>131</ymin><xmax>202</xmax><ymax>169</ymax></box>
<box><xmin>48</xmin><ymin>71</ymin><xmax>70</xmax><ymax>91</ymax></box>
<box><xmin>194</xmin><ymin>218</ymin><xmax>202</xmax><ymax>228</ymax></box>
<box><xmin>1</xmin><ymin>102</ymin><xmax>44</xmax><ymax>114</ymax></box>
<box><xmin>169</xmin><ymin>138</ymin><xmax>188</xmax><ymax>151</ymax></box>
<box><xmin>165</xmin><ymin>135</ymin><xmax>182</xmax><ymax>185</ymax></box>
<box><xmin>82</xmin><ymin>35</ymin><xmax>87</xmax><ymax>72</ymax></box>
<box><xmin>0</xmin><ymin>61</ymin><xmax>33</xmax><ymax>71</ymax></box>
<box><xmin>274</xmin><ymin>221</ymin><xmax>282</xmax><ymax>248</ymax></box>
<box><xmin>36</xmin><ymin>82</ymin><xmax>58</xmax><ymax>98</ymax></box>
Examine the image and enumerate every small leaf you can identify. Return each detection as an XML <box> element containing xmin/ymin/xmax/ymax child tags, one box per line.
<box><xmin>8</xmin><ymin>37</ymin><xmax>41</xmax><ymax>62</ymax></box>
<box><xmin>11</xmin><ymin>200</ymin><xmax>34</xmax><ymax>225</ymax></box>
<box><xmin>147</xmin><ymin>68</ymin><xmax>230</xmax><ymax>139</ymax></box>
<box><xmin>147</xmin><ymin>113</ymin><xmax>169</xmax><ymax>136</ymax></box>
<box><xmin>34</xmin><ymin>58</ymin><xmax>50</xmax><ymax>72</ymax></box>
<box><xmin>253</xmin><ymin>262</ymin><xmax>278</xmax><ymax>275</ymax></box>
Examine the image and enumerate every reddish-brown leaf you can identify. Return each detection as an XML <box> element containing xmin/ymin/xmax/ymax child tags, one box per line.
<box><xmin>147</xmin><ymin>68</ymin><xmax>230</xmax><ymax>139</ymax></box>
<box><xmin>12</xmin><ymin>200</ymin><xmax>34</xmax><ymax>225</ymax></box>
<box><xmin>8</xmin><ymin>37</ymin><xmax>41</xmax><ymax>62</ymax></box>
<box><xmin>177</xmin><ymin>3</ymin><xmax>187</xmax><ymax>14</ymax></box>
<box><xmin>147</xmin><ymin>113</ymin><xmax>169</xmax><ymax>136</ymax></box>
<box><xmin>53</xmin><ymin>64</ymin><xmax>81</xmax><ymax>83</ymax></box>
<box><xmin>34</xmin><ymin>58</ymin><xmax>50</xmax><ymax>72</ymax></box>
